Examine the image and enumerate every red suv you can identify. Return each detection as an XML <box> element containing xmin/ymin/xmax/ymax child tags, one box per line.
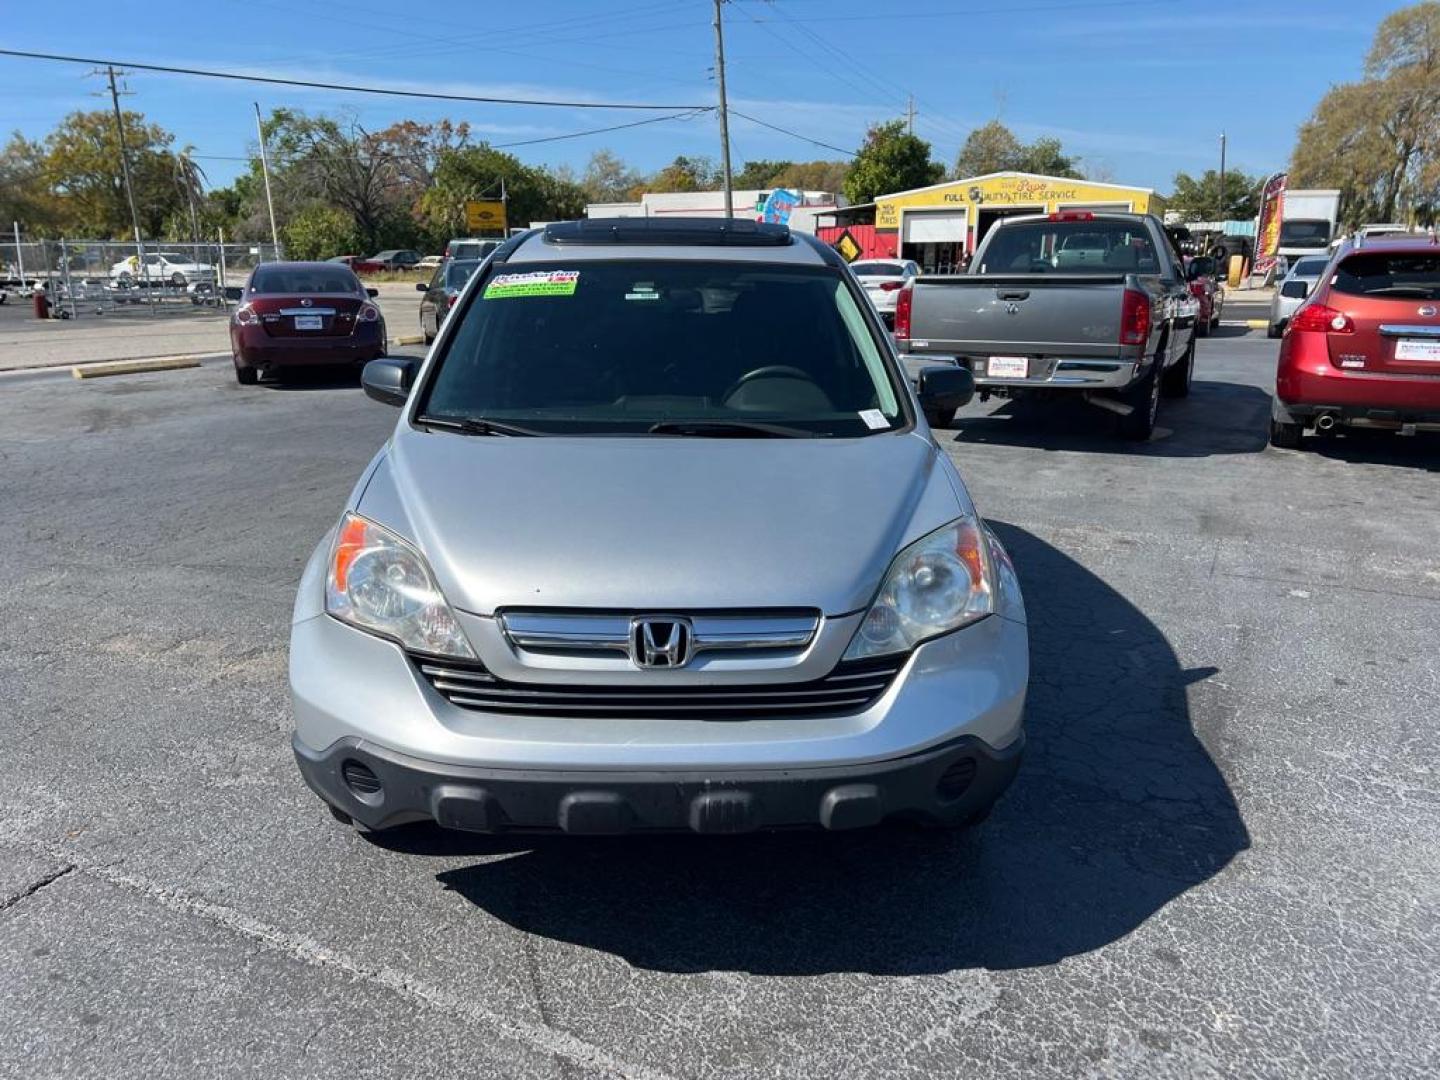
<box><xmin>1271</xmin><ymin>236</ymin><xmax>1440</xmax><ymax>448</ymax></box>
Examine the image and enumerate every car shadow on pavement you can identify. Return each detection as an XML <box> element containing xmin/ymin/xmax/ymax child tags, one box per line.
<box><xmin>938</xmin><ymin>380</ymin><xmax>1271</xmax><ymax>457</ymax></box>
<box><xmin>368</xmin><ymin>524</ymin><xmax>1250</xmax><ymax>976</ymax></box>
<box><xmin>259</xmin><ymin>369</ymin><xmax>364</xmax><ymax>392</ymax></box>
<box><xmin>1301</xmin><ymin>429</ymin><xmax>1440</xmax><ymax>472</ymax></box>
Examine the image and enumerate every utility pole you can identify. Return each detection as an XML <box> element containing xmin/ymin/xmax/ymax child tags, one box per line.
<box><xmin>1218</xmin><ymin>132</ymin><xmax>1227</xmax><ymax>222</ymax></box>
<box><xmin>254</xmin><ymin>103</ymin><xmax>281</xmax><ymax>257</ymax></box>
<box><xmin>907</xmin><ymin>94</ymin><xmax>915</xmax><ymax>135</ymax></box>
<box><xmin>712</xmin><ymin>0</ymin><xmax>733</xmax><ymax>219</ymax></box>
<box><xmin>100</xmin><ymin>65</ymin><xmax>152</xmax><ymax>315</ymax></box>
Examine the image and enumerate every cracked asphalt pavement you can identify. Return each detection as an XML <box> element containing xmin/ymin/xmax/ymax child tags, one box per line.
<box><xmin>1</xmin><ymin>323</ymin><xmax>1437</xmax><ymax>1078</ymax></box>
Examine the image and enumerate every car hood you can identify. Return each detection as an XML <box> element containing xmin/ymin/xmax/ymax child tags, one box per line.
<box><xmin>357</xmin><ymin>428</ymin><xmax>968</xmax><ymax>616</ymax></box>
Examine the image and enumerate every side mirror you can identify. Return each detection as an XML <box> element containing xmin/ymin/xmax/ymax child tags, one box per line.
<box><xmin>414</xmin><ymin>282</ymin><xmax>427</xmax><ymax>292</ymax></box>
<box><xmin>361</xmin><ymin>357</ymin><xmax>418</xmax><ymax>407</ymax></box>
<box><xmin>918</xmin><ymin>365</ymin><xmax>974</xmax><ymax>412</ymax></box>
<box><xmin>223</xmin><ymin>286</ymin><xmax>243</xmax><ymax>302</ymax></box>
<box><xmin>367</xmin><ymin>287</ymin><xmax>380</xmax><ymax>298</ymax></box>
<box><xmin>1281</xmin><ymin>280</ymin><xmax>1310</xmax><ymax>299</ymax></box>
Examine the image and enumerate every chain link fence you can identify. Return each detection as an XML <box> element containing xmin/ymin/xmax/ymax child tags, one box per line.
<box><xmin>1</xmin><ymin>238</ymin><xmax>281</xmax><ymax>319</ymax></box>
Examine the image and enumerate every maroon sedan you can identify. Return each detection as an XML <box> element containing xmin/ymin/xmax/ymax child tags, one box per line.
<box><xmin>230</xmin><ymin>262</ymin><xmax>387</xmax><ymax>385</ymax></box>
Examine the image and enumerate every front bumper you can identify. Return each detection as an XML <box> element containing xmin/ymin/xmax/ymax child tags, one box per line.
<box><xmin>294</xmin><ymin>729</ymin><xmax>1024</xmax><ymax>833</ymax></box>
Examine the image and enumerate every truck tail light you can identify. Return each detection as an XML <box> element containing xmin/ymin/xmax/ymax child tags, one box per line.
<box><xmin>1120</xmin><ymin>289</ymin><xmax>1151</xmax><ymax>345</ymax></box>
<box><xmin>1288</xmin><ymin>304</ymin><xmax>1354</xmax><ymax>334</ymax></box>
<box><xmin>894</xmin><ymin>283</ymin><xmax>913</xmax><ymax>339</ymax></box>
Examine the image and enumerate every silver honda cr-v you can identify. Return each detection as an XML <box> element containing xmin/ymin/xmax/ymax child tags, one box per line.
<box><xmin>290</xmin><ymin>217</ymin><xmax>1028</xmax><ymax>835</ymax></box>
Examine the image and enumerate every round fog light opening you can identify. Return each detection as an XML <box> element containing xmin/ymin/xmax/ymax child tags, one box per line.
<box><xmin>341</xmin><ymin>759</ymin><xmax>382</xmax><ymax>798</ymax></box>
<box><xmin>936</xmin><ymin>759</ymin><xmax>977</xmax><ymax>803</ymax></box>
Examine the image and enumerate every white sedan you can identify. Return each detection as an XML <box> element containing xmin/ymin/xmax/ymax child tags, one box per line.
<box><xmin>849</xmin><ymin>259</ymin><xmax>920</xmax><ymax>325</ymax></box>
<box><xmin>109</xmin><ymin>252</ymin><xmax>217</xmax><ymax>288</ymax></box>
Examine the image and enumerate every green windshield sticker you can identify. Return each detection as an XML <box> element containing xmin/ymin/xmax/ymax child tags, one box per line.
<box><xmin>484</xmin><ymin>270</ymin><xmax>579</xmax><ymax>299</ymax></box>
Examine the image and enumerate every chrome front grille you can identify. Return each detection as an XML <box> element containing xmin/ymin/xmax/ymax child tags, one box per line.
<box><xmin>412</xmin><ymin>655</ymin><xmax>903</xmax><ymax>720</ymax></box>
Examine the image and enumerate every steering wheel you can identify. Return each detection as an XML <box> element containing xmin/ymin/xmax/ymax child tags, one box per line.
<box><xmin>723</xmin><ymin>365</ymin><xmax>814</xmax><ymax>401</ymax></box>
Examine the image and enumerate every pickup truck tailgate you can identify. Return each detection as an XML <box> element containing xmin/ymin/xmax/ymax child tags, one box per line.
<box><xmin>905</xmin><ymin>273</ymin><xmax>1127</xmax><ymax>357</ymax></box>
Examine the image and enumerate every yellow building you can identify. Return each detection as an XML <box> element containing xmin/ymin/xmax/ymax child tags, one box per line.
<box><xmin>875</xmin><ymin>171</ymin><xmax>1166</xmax><ymax>272</ymax></box>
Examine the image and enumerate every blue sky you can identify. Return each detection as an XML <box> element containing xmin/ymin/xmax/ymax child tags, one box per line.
<box><xmin>0</xmin><ymin>0</ymin><xmax>1406</xmax><ymax>196</ymax></box>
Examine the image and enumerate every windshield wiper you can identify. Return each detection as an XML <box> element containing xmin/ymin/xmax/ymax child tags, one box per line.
<box><xmin>415</xmin><ymin>415</ymin><xmax>543</xmax><ymax>437</ymax></box>
<box><xmin>646</xmin><ymin>419</ymin><xmax>816</xmax><ymax>438</ymax></box>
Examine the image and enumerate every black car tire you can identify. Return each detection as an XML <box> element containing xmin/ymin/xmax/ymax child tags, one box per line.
<box><xmin>1161</xmin><ymin>335</ymin><xmax>1194</xmax><ymax>398</ymax></box>
<box><xmin>1118</xmin><ymin>359</ymin><xmax>1161</xmax><ymax>440</ymax></box>
<box><xmin>235</xmin><ymin>362</ymin><xmax>258</xmax><ymax>385</ymax></box>
<box><xmin>1269</xmin><ymin>416</ymin><xmax>1303</xmax><ymax>448</ymax></box>
<box><xmin>925</xmin><ymin>407</ymin><xmax>956</xmax><ymax>430</ymax></box>
<box><xmin>1267</xmin><ymin>322</ymin><xmax>1283</xmax><ymax>339</ymax></box>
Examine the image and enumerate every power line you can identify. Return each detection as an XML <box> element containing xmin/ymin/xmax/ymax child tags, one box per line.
<box><xmin>728</xmin><ymin>109</ymin><xmax>855</xmax><ymax>158</ymax></box>
<box><xmin>493</xmin><ymin>109</ymin><xmax>712</xmax><ymax>149</ymax></box>
<box><xmin>185</xmin><ymin>110</ymin><xmax>713</xmax><ymax>164</ymax></box>
<box><xmin>0</xmin><ymin>48</ymin><xmax>708</xmax><ymax>110</ymax></box>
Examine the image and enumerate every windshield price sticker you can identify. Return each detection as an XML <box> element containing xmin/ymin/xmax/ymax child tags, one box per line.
<box><xmin>484</xmin><ymin>270</ymin><xmax>579</xmax><ymax>299</ymax></box>
<box><xmin>859</xmin><ymin>409</ymin><xmax>889</xmax><ymax>430</ymax></box>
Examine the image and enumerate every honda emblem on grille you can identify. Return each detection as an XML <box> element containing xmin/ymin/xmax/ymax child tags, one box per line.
<box><xmin>631</xmin><ymin>617</ymin><xmax>692</xmax><ymax>668</ymax></box>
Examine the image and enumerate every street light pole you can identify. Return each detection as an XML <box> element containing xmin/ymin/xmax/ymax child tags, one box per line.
<box><xmin>1218</xmin><ymin>132</ymin><xmax>1227</xmax><ymax>222</ymax></box>
<box><xmin>254</xmin><ymin>102</ymin><xmax>282</xmax><ymax>258</ymax></box>
<box><xmin>712</xmin><ymin>0</ymin><xmax>734</xmax><ymax>219</ymax></box>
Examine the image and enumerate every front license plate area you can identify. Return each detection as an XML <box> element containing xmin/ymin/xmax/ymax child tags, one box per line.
<box><xmin>294</xmin><ymin>314</ymin><xmax>324</xmax><ymax>331</ymax></box>
<box><xmin>1395</xmin><ymin>339</ymin><xmax>1440</xmax><ymax>362</ymax></box>
<box><xmin>988</xmin><ymin>355</ymin><xmax>1029</xmax><ymax>378</ymax></box>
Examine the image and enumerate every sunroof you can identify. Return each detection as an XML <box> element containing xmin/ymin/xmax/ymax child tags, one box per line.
<box><xmin>544</xmin><ymin>217</ymin><xmax>792</xmax><ymax>247</ymax></box>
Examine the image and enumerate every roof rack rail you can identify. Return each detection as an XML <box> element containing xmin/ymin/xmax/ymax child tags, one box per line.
<box><xmin>543</xmin><ymin>217</ymin><xmax>792</xmax><ymax>247</ymax></box>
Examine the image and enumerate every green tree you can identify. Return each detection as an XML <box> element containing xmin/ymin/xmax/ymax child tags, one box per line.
<box><xmin>1290</xmin><ymin>1</ymin><xmax>1440</xmax><ymax>223</ymax></box>
<box><xmin>844</xmin><ymin>120</ymin><xmax>943</xmax><ymax>204</ymax></box>
<box><xmin>954</xmin><ymin>121</ymin><xmax>1082</xmax><ymax>179</ymax></box>
<box><xmin>0</xmin><ymin>134</ymin><xmax>62</xmax><ymax>236</ymax></box>
<box><xmin>39</xmin><ymin>110</ymin><xmax>185</xmax><ymax>237</ymax></box>
<box><xmin>1168</xmin><ymin>169</ymin><xmax>1260</xmax><ymax>221</ymax></box>
<box><xmin>1016</xmin><ymin>136</ymin><xmax>1081</xmax><ymax>179</ymax></box>
<box><xmin>421</xmin><ymin>144</ymin><xmax>586</xmax><ymax>236</ymax></box>
<box><xmin>769</xmin><ymin>159</ymin><xmax>850</xmax><ymax>193</ymax></box>
<box><xmin>954</xmin><ymin>120</ymin><xmax>1022</xmax><ymax>178</ymax></box>
<box><xmin>647</xmin><ymin>155</ymin><xmax>722</xmax><ymax>193</ymax></box>
<box><xmin>581</xmin><ymin>149</ymin><xmax>643</xmax><ymax>202</ymax></box>
<box><xmin>281</xmin><ymin>205</ymin><xmax>362</xmax><ymax>260</ymax></box>
<box><xmin>733</xmin><ymin>159</ymin><xmax>793</xmax><ymax>188</ymax></box>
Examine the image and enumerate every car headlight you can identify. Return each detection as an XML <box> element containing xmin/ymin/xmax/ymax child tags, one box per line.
<box><xmin>843</xmin><ymin>518</ymin><xmax>995</xmax><ymax>660</ymax></box>
<box><xmin>324</xmin><ymin>513</ymin><xmax>476</xmax><ymax>659</ymax></box>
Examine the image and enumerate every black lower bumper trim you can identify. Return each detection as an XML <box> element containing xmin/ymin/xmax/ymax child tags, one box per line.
<box><xmin>292</xmin><ymin>732</ymin><xmax>1024</xmax><ymax>835</ymax></box>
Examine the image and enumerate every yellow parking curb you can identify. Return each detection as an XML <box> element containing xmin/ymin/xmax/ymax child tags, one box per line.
<box><xmin>72</xmin><ymin>355</ymin><xmax>203</xmax><ymax>379</ymax></box>
<box><xmin>1245</xmin><ymin>319</ymin><xmax>1269</xmax><ymax>330</ymax></box>
<box><xmin>394</xmin><ymin>333</ymin><xmax>426</xmax><ymax>346</ymax></box>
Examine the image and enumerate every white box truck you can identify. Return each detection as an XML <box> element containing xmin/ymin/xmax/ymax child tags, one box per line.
<box><xmin>1277</xmin><ymin>189</ymin><xmax>1341</xmax><ymax>260</ymax></box>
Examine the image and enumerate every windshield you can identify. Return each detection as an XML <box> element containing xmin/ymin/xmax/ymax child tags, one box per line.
<box><xmin>1279</xmin><ymin>220</ymin><xmax>1331</xmax><ymax>247</ymax></box>
<box><xmin>851</xmin><ymin>261</ymin><xmax>905</xmax><ymax>276</ymax></box>
<box><xmin>445</xmin><ymin>260</ymin><xmax>481</xmax><ymax>289</ymax></box>
<box><xmin>250</xmin><ymin>267</ymin><xmax>363</xmax><ymax>294</ymax></box>
<box><xmin>418</xmin><ymin>260</ymin><xmax>903</xmax><ymax>437</ymax></box>
<box><xmin>1332</xmin><ymin>251</ymin><xmax>1440</xmax><ymax>300</ymax></box>
<box><xmin>977</xmin><ymin>221</ymin><xmax>1161</xmax><ymax>274</ymax></box>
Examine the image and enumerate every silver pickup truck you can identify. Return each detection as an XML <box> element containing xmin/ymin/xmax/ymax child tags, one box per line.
<box><xmin>895</xmin><ymin>211</ymin><xmax>1200</xmax><ymax>439</ymax></box>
